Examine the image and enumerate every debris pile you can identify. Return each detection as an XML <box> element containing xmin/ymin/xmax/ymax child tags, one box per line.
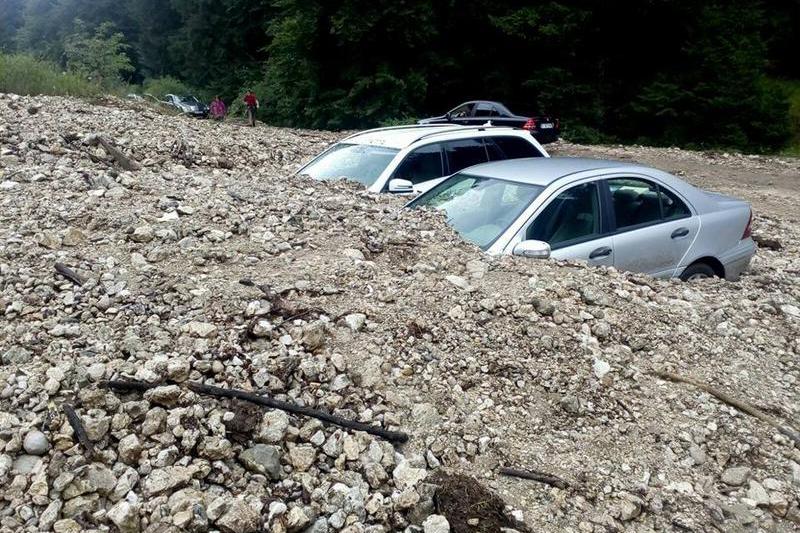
<box><xmin>1</xmin><ymin>94</ymin><xmax>798</xmax><ymax>532</ymax></box>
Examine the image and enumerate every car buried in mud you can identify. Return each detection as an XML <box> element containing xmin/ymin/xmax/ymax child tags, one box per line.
<box><xmin>409</xmin><ymin>157</ymin><xmax>756</xmax><ymax>281</ymax></box>
<box><xmin>296</xmin><ymin>124</ymin><xmax>548</xmax><ymax>194</ymax></box>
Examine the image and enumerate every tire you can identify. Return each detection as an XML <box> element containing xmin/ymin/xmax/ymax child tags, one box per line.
<box><xmin>679</xmin><ymin>262</ymin><xmax>716</xmax><ymax>282</ymax></box>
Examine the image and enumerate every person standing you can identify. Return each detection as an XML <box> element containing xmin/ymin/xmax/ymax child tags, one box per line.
<box><xmin>244</xmin><ymin>90</ymin><xmax>259</xmax><ymax>127</ymax></box>
<box><xmin>210</xmin><ymin>96</ymin><xmax>226</xmax><ymax>121</ymax></box>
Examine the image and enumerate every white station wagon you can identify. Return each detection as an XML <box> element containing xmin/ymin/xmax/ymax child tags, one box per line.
<box><xmin>296</xmin><ymin>124</ymin><xmax>548</xmax><ymax>194</ymax></box>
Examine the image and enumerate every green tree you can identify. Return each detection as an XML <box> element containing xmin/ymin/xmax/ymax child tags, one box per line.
<box><xmin>63</xmin><ymin>21</ymin><xmax>135</xmax><ymax>86</ymax></box>
<box><xmin>0</xmin><ymin>0</ymin><xmax>25</xmax><ymax>51</ymax></box>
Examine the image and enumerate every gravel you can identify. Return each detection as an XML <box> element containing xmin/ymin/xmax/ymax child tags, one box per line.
<box><xmin>0</xmin><ymin>93</ymin><xmax>798</xmax><ymax>532</ymax></box>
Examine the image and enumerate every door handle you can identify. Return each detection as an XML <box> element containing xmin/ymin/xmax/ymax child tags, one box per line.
<box><xmin>589</xmin><ymin>246</ymin><xmax>612</xmax><ymax>259</ymax></box>
<box><xmin>671</xmin><ymin>227</ymin><xmax>690</xmax><ymax>239</ymax></box>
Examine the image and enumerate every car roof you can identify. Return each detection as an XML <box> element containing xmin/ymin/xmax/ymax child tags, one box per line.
<box><xmin>461</xmin><ymin>157</ymin><xmax>650</xmax><ymax>186</ymax></box>
<box><xmin>342</xmin><ymin>124</ymin><xmax>525</xmax><ymax>149</ymax></box>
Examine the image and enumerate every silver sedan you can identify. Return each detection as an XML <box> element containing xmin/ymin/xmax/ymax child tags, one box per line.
<box><xmin>409</xmin><ymin>158</ymin><xmax>756</xmax><ymax>280</ymax></box>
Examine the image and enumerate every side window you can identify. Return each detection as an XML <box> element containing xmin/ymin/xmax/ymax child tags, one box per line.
<box><xmin>444</xmin><ymin>138</ymin><xmax>489</xmax><ymax>174</ymax></box>
<box><xmin>608</xmin><ymin>178</ymin><xmax>662</xmax><ymax>230</ymax></box>
<box><xmin>474</xmin><ymin>103</ymin><xmax>499</xmax><ymax>117</ymax></box>
<box><xmin>450</xmin><ymin>103</ymin><xmax>473</xmax><ymax>118</ymax></box>
<box><xmin>488</xmin><ymin>136</ymin><xmax>543</xmax><ymax>160</ymax></box>
<box><xmin>527</xmin><ymin>182</ymin><xmax>601</xmax><ymax>248</ymax></box>
<box><xmin>391</xmin><ymin>144</ymin><xmax>444</xmax><ymax>185</ymax></box>
<box><xmin>659</xmin><ymin>186</ymin><xmax>691</xmax><ymax>220</ymax></box>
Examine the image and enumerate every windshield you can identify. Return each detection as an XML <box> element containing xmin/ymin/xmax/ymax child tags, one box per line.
<box><xmin>410</xmin><ymin>173</ymin><xmax>544</xmax><ymax>249</ymax></box>
<box><xmin>299</xmin><ymin>143</ymin><xmax>400</xmax><ymax>187</ymax></box>
<box><xmin>180</xmin><ymin>96</ymin><xmax>199</xmax><ymax>104</ymax></box>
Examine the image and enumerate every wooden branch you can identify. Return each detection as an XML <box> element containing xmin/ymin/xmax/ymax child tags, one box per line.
<box><xmin>499</xmin><ymin>466</ymin><xmax>570</xmax><ymax>489</ymax></box>
<box><xmin>54</xmin><ymin>263</ymin><xmax>85</xmax><ymax>286</ymax></box>
<box><xmin>99</xmin><ymin>379</ymin><xmax>158</xmax><ymax>393</ymax></box>
<box><xmin>187</xmin><ymin>382</ymin><xmax>409</xmax><ymax>443</ymax></box>
<box><xmin>652</xmin><ymin>370</ymin><xmax>800</xmax><ymax>447</ymax></box>
<box><xmin>85</xmin><ymin>135</ymin><xmax>141</xmax><ymax>171</ymax></box>
<box><xmin>64</xmin><ymin>404</ymin><xmax>95</xmax><ymax>457</ymax></box>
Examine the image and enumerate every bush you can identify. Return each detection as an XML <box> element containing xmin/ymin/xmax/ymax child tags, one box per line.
<box><xmin>0</xmin><ymin>53</ymin><xmax>99</xmax><ymax>96</ymax></box>
<box><xmin>142</xmin><ymin>76</ymin><xmax>205</xmax><ymax>101</ymax></box>
<box><xmin>562</xmin><ymin>124</ymin><xmax>613</xmax><ymax>145</ymax></box>
<box><xmin>379</xmin><ymin>116</ymin><xmax>418</xmax><ymax>127</ymax></box>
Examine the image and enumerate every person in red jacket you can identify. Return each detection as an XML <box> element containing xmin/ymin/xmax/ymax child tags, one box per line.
<box><xmin>244</xmin><ymin>90</ymin><xmax>259</xmax><ymax>127</ymax></box>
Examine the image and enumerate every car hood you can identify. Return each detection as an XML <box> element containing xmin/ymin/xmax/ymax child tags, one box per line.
<box><xmin>412</xmin><ymin>176</ymin><xmax>449</xmax><ymax>195</ymax></box>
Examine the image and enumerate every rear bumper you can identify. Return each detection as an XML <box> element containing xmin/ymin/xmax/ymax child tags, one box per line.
<box><xmin>720</xmin><ymin>238</ymin><xmax>756</xmax><ymax>280</ymax></box>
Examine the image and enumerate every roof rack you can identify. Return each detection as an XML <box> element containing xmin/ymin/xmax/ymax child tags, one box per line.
<box><xmin>410</xmin><ymin>124</ymin><xmax>519</xmax><ymax>143</ymax></box>
<box><xmin>340</xmin><ymin>123</ymin><xmax>454</xmax><ymax>143</ymax></box>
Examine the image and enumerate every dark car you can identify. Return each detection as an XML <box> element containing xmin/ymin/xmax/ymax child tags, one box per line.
<box><xmin>163</xmin><ymin>94</ymin><xmax>209</xmax><ymax>118</ymax></box>
<box><xmin>418</xmin><ymin>100</ymin><xmax>560</xmax><ymax>144</ymax></box>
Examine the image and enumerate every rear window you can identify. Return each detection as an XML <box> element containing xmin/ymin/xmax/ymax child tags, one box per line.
<box><xmin>443</xmin><ymin>138</ymin><xmax>489</xmax><ymax>174</ymax></box>
<box><xmin>486</xmin><ymin>136</ymin><xmax>543</xmax><ymax>160</ymax></box>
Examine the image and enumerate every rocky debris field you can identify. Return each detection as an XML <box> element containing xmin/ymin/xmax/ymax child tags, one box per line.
<box><xmin>0</xmin><ymin>94</ymin><xmax>799</xmax><ymax>533</ymax></box>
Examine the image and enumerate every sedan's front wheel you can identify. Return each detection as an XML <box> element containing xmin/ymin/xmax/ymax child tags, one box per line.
<box><xmin>679</xmin><ymin>262</ymin><xmax>716</xmax><ymax>282</ymax></box>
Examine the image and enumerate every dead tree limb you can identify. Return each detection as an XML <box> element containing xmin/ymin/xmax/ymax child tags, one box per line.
<box><xmin>63</xmin><ymin>404</ymin><xmax>94</xmax><ymax>457</ymax></box>
<box><xmin>499</xmin><ymin>467</ymin><xmax>570</xmax><ymax>489</ymax></box>
<box><xmin>652</xmin><ymin>370</ymin><xmax>800</xmax><ymax>447</ymax></box>
<box><xmin>54</xmin><ymin>263</ymin><xmax>85</xmax><ymax>286</ymax></box>
<box><xmin>187</xmin><ymin>382</ymin><xmax>409</xmax><ymax>443</ymax></box>
<box><xmin>85</xmin><ymin>135</ymin><xmax>141</xmax><ymax>171</ymax></box>
<box><xmin>99</xmin><ymin>379</ymin><xmax>158</xmax><ymax>393</ymax></box>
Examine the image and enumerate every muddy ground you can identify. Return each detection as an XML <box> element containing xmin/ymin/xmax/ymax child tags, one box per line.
<box><xmin>1</xmin><ymin>96</ymin><xmax>798</xmax><ymax>533</ymax></box>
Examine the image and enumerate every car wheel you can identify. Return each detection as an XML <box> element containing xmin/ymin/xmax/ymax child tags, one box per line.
<box><xmin>679</xmin><ymin>262</ymin><xmax>716</xmax><ymax>282</ymax></box>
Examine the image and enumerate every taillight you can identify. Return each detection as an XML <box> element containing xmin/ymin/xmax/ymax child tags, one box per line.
<box><xmin>555</xmin><ymin>118</ymin><xmax>560</xmax><ymax>129</ymax></box>
<box><xmin>742</xmin><ymin>209</ymin><xmax>753</xmax><ymax>239</ymax></box>
<box><xmin>523</xmin><ymin>118</ymin><xmax>536</xmax><ymax>130</ymax></box>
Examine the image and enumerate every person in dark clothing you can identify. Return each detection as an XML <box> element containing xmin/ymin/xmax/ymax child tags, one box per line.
<box><xmin>244</xmin><ymin>90</ymin><xmax>259</xmax><ymax>126</ymax></box>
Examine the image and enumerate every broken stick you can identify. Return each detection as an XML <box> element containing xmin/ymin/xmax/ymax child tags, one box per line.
<box><xmin>187</xmin><ymin>382</ymin><xmax>409</xmax><ymax>443</ymax></box>
<box><xmin>85</xmin><ymin>135</ymin><xmax>141</xmax><ymax>171</ymax></box>
<box><xmin>652</xmin><ymin>370</ymin><xmax>800</xmax><ymax>448</ymax></box>
<box><xmin>54</xmin><ymin>262</ymin><xmax>85</xmax><ymax>286</ymax></box>
<box><xmin>99</xmin><ymin>379</ymin><xmax>158</xmax><ymax>393</ymax></box>
<box><xmin>63</xmin><ymin>404</ymin><xmax>95</xmax><ymax>457</ymax></box>
<box><xmin>499</xmin><ymin>466</ymin><xmax>570</xmax><ymax>489</ymax></box>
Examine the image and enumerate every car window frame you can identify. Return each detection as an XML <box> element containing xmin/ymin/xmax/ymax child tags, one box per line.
<box><xmin>442</xmin><ymin>137</ymin><xmax>490</xmax><ymax>175</ymax></box>
<box><xmin>474</xmin><ymin>102</ymin><xmax>500</xmax><ymax>118</ymax></box>
<box><xmin>602</xmin><ymin>176</ymin><xmax>693</xmax><ymax>234</ymax></box>
<box><xmin>449</xmin><ymin>103</ymin><xmax>474</xmax><ymax>118</ymax></box>
<box><xmin>524</xmin><ymin>180</ymin><xmax>607</xmax><ymax>251</ymax></box>
<box><xmin>498</xmin><ymin>175</ymin><xmax>611</xmax><ymax>255</ymax></box>
<box><xmin>486</xmin><ymin>135</ymin><xmax>546</xmax><ymax>159</ymax></box>
<box><xmin>386</xmin><ymin>142</ymin><xmax>445</xmax><ymax>190</ymax></box>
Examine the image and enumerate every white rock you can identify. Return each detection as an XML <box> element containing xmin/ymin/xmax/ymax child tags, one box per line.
<box><xmin>22</xmin><ymin>430</ymin><xmax>49</xmax><ymax>455</ymax></box>
<box><xmin>344</xmin><ymin>313</ymin><xmax>367</xmax><ymax>332</ymax></box>
<box><xmin>593</xmin><ymin>358</ymin><xmax>611</xmax><ymax>379</ymax></box>
<box><xmin>423</xmin><ymin>514</ymin><xmax>450</xmax><ymax>533</ymax></box>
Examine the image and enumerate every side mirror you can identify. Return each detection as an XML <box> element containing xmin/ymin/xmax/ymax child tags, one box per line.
<box><xmin>445</xmin><ymin>112</ymin><xmax>452</xmax><ymax>120</ymax></box>
<box><xmin>513</xmin><ymin>240</ymin><xmax>551</xmax><ymax>259</ymax></box>
<box><xmin>388</xmin><ymin>178</ymin><xmax>413</xmax><ymax>194</ymax></box>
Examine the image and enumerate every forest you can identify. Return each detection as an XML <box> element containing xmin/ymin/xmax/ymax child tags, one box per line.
<box><xmin>1</xmin><ymin>0</ymin><xmax>798</xmax><ymax>152</ymax></box>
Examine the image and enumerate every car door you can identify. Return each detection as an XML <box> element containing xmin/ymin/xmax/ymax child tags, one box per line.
<box><xmin>443</xmin><ymin>138</ymin><xmax>489</xmax><ymax>175</ymax></box>
<box><xmin>386</xmin><ymin>143</ymin><xmax>444</xmax><ymax>191</ymax></box>
<box><xmin>522</xmin><ymin>181</ymin><xmax>614</xmax><ymax>267</ymax></box>
<box><xmin>605</xmin><ymin>177</ymin><xmax>699</xmax><ymax>277</ymax></box>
